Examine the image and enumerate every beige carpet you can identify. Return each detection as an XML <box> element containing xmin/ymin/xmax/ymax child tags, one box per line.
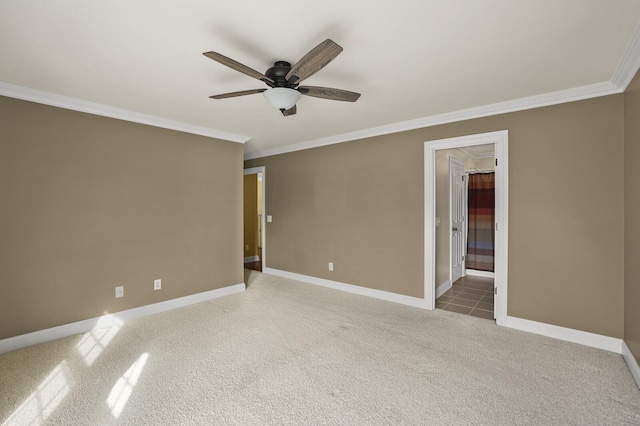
<box><xmin>1</xmin><ymin>270</ymin><xmax>639</xmax><ymax>425</ymax></box>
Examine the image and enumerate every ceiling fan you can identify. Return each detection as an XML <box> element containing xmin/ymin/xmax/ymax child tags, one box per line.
<box><xmin>203</xmin><ymin>39</ymin><xmax>361</xmax><ymax>116</ymax></box>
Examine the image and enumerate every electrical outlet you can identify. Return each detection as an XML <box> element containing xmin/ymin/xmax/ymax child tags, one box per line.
<box><xmin>245</xmin><ymin>245</ymin><xmax>249</xmax><ymax>251</ymax></box>
<box><xmin>115</xmin><ymin>286</ymin><xmax>124</xmax><ymax>298</ymax></box>
<box><xmin>154</xmin><ymin>279</ymin><xmax>161</xmax><ymax>290</ymax></box>
<box><xmin>328</xmin><ymin>262</ymin><xmax>334</xmax><ymax>271</ymax></box>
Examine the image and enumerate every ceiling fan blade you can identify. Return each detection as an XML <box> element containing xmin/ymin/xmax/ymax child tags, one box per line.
<box><xmin>298</xmin><ymin>86</ymin><xmax>361</xmax><ymax>102</ymax></box>
<box><xmin>281</xmin><ymin>105</ymin><xmax>297</xmax><ymax>116</ymax></box>
<box><xmin>285</xmin><ymin>39</ymin><xmax>343</xmax><ymax>84</ymax></box>
<box><xmin>203</xmin><ymin>51</ymin><xmax>274</xmax><ymax>86</ymax></box>
<box><xmin>209</xmin><ymin>89</ymin><xmax>266</xmax><ymax>99</ymax></box>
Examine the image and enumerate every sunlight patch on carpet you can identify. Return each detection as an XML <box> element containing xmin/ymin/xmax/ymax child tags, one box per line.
<box><xmin>2</xmin><ymin>361</ymin><xmax>71</xmax><ymax>425</ymax></box>
<box><xmin>76</xmin><ymin>316</ymin><xmax>123</xmax><ymax>366</ymax></box>
<box><xmin>107</xmin><ymin>352</ymin><xmax>149</xmax><ymax>418</ymax></box>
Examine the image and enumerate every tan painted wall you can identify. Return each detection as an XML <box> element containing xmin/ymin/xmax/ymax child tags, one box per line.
<box><xmin>625</xmin><ymin>69</ymin><xmax>640</xmax><ymax>363</ymax></box>
<box><xmin>474</xmin><ymin>157</ymin><xmax>495</xmax><ymax>171</ymax></box>
<box><xmin>246</xmin><ymin>94</ymin><xmax>625</xmax><ymax>338</ymax></box>
<box><xmin>0</xmin><ymin>96</ymin><xmax>244</xmax><ymax>340</ymax></box>
<box><xmin>243</xmin><ymin>174</ymin><xmax>259</xmax><ymax>257</ymax></box>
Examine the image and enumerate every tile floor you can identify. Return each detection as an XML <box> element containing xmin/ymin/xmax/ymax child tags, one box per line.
<box><xmin>436</xmin><ymin>275</ymin><xmax>495</xmax><ymax>319</ymax></box>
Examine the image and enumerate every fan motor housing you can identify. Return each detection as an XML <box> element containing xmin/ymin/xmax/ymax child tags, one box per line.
<box><xmin>265</xmin><ymin>61</ymin><xmax>294</xmax><ymax>87</ymax></box>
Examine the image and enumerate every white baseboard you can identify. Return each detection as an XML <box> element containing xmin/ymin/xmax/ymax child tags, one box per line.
<box><xmin>465</xmin><ymin>269</ymin><xmax>495</xmax><ymax>278</ymax></box>
<box><xmin>244</xmin><ymin>256</ymin><xmax>260</xmax><ymax>263</ymax></box>
<box><xmin>504</xmin><ymin>316</ymin><xmax>623</xmax><ymax>354</ymax></box>
<box><xmin>0</xmin><ymin>282</ymin><xmax>246</xmax><ymax>355</ymax></box>
<box><xmin>622</xmin><ymin>341</ymin><xmax>640</xmax><ymax>390</ymax></box>
<box><xmin>436</xmin><ymin>280</ymin><xmax>452</xmax><ymax>299</ymax></box>
<box><xmin>263</xmin><ymin>267</ymin><xmax>427</xmax><ymax>309</ymax></box>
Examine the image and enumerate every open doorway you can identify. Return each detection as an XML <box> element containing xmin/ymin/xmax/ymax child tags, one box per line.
<box><xmin>424</xmin><ymin>130</ymin><xmax>508</xmax><ymax>326</ymax></box>
<box><xmin>435</xmin><ymin>147</ymin><xmax>495</xmax><ymax>319</ymax></box>
<box><xmin>243</xmin><ymin>167</ymin><xmax>266</xmax><ymax>272</ymax></box>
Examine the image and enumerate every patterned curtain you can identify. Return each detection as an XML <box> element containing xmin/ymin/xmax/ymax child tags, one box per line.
<box><xmin>466</xmin><ymin>172</ymin><xmax>495</xmax><ymax>272</ymax></box>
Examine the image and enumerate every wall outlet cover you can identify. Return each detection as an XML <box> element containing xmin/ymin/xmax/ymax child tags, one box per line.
<box><xmin>115</xmin><ymin>286</ymin><xmax>124</xmax><ymax>298</ymax></box>
<box><xmin>154</xmin><ymin>279</ymin><xmax>161</xmax><ymax>290</ymax></box>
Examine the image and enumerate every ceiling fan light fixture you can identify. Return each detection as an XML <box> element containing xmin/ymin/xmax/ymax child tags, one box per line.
<box><xmin>204</xmin><ymin>39</ymin><xmax>359</xmax><ymax>117</ymax></box>
<box><xmin>263</xmin><ymin>88</ymin><xmax>301</xmax><ymax>111</ymax></box>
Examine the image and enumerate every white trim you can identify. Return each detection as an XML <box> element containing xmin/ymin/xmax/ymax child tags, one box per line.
<box><xmin>0</xmin><ymin>81</ymin><xmax>250</xmax><ymax>144</ymax></box>
<box><xmin>263</xmin><ymin>267</ymin><xmax>427</xmax><ymax>309</ymax></box>
<box><xmin>244</xmin><ymin>166</ymin><xmax>267</xmax><ymax>269</ymax></box>
<box><xmin>449</xmin><ymin>155</ymin><xmax>465</xmax><ymax>285</ymax></box>
<box><xmin>244</xmin><ymin>82</ymin><xmax>619</xmax><ymax>160</ymax></box>
<box><xmin>465</xmin><ymin>269</ymin><xmax>495</xmax><ymax>278</ymax></box>
<box><xmin>425</xmin><ymin>147</ymin><xmax>437</xmax><ymax>310</ymax></box>
<box><xmin>493</xmin><ymin>135</ymin><xmax>509</xmax><ymax>325</ymax></box>
<box><xmin>5</xmin><ymin>20</ymin><xmax>639</xmax><ymax>159</ymax></box>
<box><xmin>622</xmin><ymin>341</ymin><xmax>640</xmax><ymax>389</ymax></box>
<box><xmin>244</xmin><ymin>256</ymin><xmax>259</xmax><ymax>263</ymax></box>
<box><xmin>612</xmin><ymin>20</ymin><xmax>640</xmax><ymax>90</ymax></box>
<box><xmin>242</xmin><ymin>21</ymin><xmax>640</xmax><ymax>162</ymax></box>
<box><xmin>504</xmin><ymin>316</ymin><xmax>623</xmax><ymax>354</ymax></box>
<box><xmin>435</xmin><ymin>280</ymin><xmax>452</xmax><ymax>299</ymax></box>
<box><xmin>0</xmin><ymin>283</ymin><xmax>246</xmax><ymax>355</ymax></box>
<box><xmin>424</xmin><ymin>130</ymin><xmax>509</xmax><ymax>326</ymax></box>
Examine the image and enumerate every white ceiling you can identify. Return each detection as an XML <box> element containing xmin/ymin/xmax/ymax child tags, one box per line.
<box><xmin>459</xmin><ymin>144</ymin><xmax>495</xmax><ymax>160</ymax></box>
<box><xmin>1</xmin><ymin>1</ymin><xmax>640</xmax><ymax>158</ymax></box>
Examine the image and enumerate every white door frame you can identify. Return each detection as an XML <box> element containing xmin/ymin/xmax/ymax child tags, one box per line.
<box><xmin>244</xmin><ymin>166</ymin><xmax>266</xmax><ymax>269</ymax></box>
<box><xmin>424</xmin><ymin>130</ymin><xmax>509</xmax><ymax>325</ymax></box>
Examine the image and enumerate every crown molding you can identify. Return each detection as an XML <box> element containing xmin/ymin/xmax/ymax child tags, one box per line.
<box><xmin>612</xmin><ymin>20</ymin><xmax>640</xmax><ymax>90</ymax></box>
<box><xmin>244</xmin><ymin>81</ymin><xmax>621</xmax><ymax>160</ymax></box>
<box><xmin>6</xmin><ymin>20</ymin><xmax>639</xmax><ymax>157</ymax></box>
<box><xmin>243</xmin><ymin>20</ymin><xmax>640</xmax><ymax>161</ymax></box>
<box><xmin>0</xmin><ymin>81</ymin><xmax>250</xmax><ymax>144</ymax></box>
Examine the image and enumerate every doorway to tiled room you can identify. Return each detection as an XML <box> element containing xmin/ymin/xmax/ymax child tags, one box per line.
<box><xmin>424</xmin><ymin>130</ymin><xmax>508</xmax><ymax>324</ymax></box>
<box><xmin>434</xmin><ymin>145</ymin><xmax>496</xmax><ymax>320</ymax></box>
<box><xmin>436</xmin><ymin>275</ymin><xmax>494</xmax><ymax>319</ymax></box>
<box><xmin>244</xmin><ymin>167</ymin><xmax>266</xmax><ymax>273</ymax></box>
